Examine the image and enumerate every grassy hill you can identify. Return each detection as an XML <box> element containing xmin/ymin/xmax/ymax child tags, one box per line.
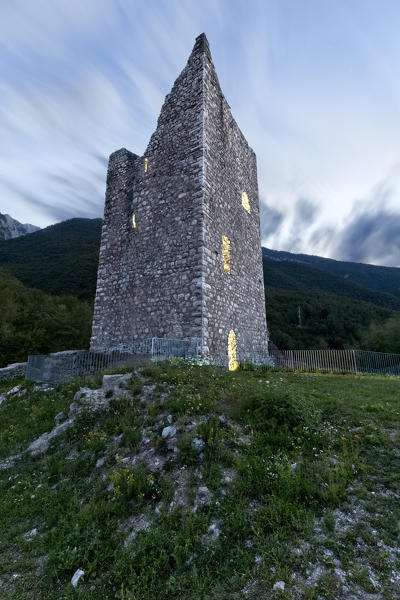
<box><xmin>0</xmin><ymin>362</ymin><xmax>398</xmax><ymax>598</ymax></box>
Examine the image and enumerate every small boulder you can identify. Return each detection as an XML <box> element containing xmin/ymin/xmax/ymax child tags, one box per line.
<box><xmin>102</xmin><ymin>374</ymin><xmax>132</xmax><ymax>396</ymax></box>
<box><xmin>54</xmin><ymin>412</ymin><xmax>65</xmax><ymax>426</ymax></box>
<box><xmin>123</xmin><ymin>513</ymin><xmax>151</xmax><ymax>547</ymax></box>
<box><xmin>193</xmin><ymin>486</ymin><xmax>212</xmax><ymax>511</ymax></box>
<box><xmin>24</xmin><ymin>527</ymin><xmax>37</xmax><ymax>540</ymax></box>
<box><xmin>8</xmin><ymin>386</ymin><xmax>21</xmax><ymax>395</ymax></box>
<box><xmin>162</xmin><ymin>426</ymin><xmax>177</xmax><ymax>438</ymax></box>
<box><xmin>201</xmin><ymin>520</ymin><xmax>220</xmax><ymax>545</ymax></box>
<box><xmin>192</xmin><ymin>438</ymin><xmax>205</xmax><ymax>453</ymax></box>
<box><xmin>273</xmin><ymin>581</ymin><xmax>285</xmax><ymax>591</ymax></box>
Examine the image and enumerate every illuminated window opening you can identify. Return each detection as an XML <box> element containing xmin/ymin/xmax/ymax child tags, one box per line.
<box><xmin>228</xmin><ymin>330</ymin><xmax>238</xmax><ymax>371</ymax></box>
<box><xmin>222</xmin><ymin>235</ymin><xmax>231</xmax><ymax>274</ymax></box>
<box><xmin>242</xmin><ymin>191</ymin><xmax>251</xmax><ymax>213</ymax></box>
<box><xmin>144</xmin><ymin>158</ymin><xmax>148</xmax><ymax>172</ymax></box>
<box><xmin>132</xmin><ymin>214</ymin><xmax>136</xmax><ymax>228</ymax></box>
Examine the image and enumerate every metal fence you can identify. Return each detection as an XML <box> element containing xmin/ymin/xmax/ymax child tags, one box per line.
<box><xmin>26</xmin><ymin>338</ymin><xmax>201</xmax><ymax>383</ymax></box>
<box><xmin>26</xmin><ymin>341</ymin><xmax>400</xmax><ymax>384</ymax></box>
<box><xmin>272</xmin><ymin>349</ymin><xmax>400</xmax><ymax>376</ymax></box>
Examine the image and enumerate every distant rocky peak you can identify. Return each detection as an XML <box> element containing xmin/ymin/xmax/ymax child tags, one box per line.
<box><xmin>0</xmin><ymin>213</ymin><xmax>40</xmax><ymax>241</ymax></box>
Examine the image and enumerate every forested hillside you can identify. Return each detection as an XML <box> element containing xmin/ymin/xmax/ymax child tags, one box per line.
<box><xmin>0</xmin><ymin>218</ymin><xmax>102</xmax><ymax>300</ymax></box>
<box><xmin>262</xmin><ymin>253</ymin><xmax>400</xmax><ymax>311</ymax></box>
<box><xmin>262</xmin><ymin>249</ymin><xmax>400</xmax><ymax>351</ymax></box>
<box><xmin>1</xmin><ymin>217</ymin><xmax>400</xmax><ymax>358</ymax></box>
<box><xmin>266</xmin><ymin>287</ymin><xmax>398</xmax><ymax>351</ymax></box>
<box><xmin>0</xmin><ymin>269</ymin><xmax>92</xmax><ymax>367</ymax></box>
<box><xmin>263</xmin><ymin>248</ymin><xmax>400</xmax><ymax>299</ymax></box>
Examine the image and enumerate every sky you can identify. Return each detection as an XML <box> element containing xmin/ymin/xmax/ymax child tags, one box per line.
<box><xmin>1</xmin><ymin>0</ymin><xmax>400</xmax><ymax>267</ymax></box>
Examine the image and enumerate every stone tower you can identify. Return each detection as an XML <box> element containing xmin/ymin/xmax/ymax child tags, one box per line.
<box><xmin>91</xmin><ymin>33</ymin><xmax>269</xmax><ymax>367</ymax></box>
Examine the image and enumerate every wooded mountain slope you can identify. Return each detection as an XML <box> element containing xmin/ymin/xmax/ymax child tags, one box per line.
<box><xmin>0</xmin><ymin>269</ymin><xmax>92</xmax><ymax>367</ymax></box>
<box><xmin>0</xmin><ymin>219</ymin><xmax>102</xmax><ymax>300</ymax></box>
<box><xmin>1</xmin><ymin>218</ymin><xmax>400</xmax><ymax>352</ymax></box>
<box><xmin>263</xmin><ymin>248</ymin><xmax>400</xmax><ymax>299</ymax></box>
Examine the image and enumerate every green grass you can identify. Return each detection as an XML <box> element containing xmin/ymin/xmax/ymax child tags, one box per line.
<box><xmin>0</xmin><ymin>363</ymin><xmax>398</xmax><ymax>598</ymax></box>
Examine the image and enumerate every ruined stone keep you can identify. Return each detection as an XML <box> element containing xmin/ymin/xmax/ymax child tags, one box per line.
<box><xmin>91</xmin><ymin>33</ymin><xmax>270</xmax><ymax>367</ymax></box>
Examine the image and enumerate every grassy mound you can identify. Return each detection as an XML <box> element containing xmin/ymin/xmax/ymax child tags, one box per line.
<box><xmin>0</xmin><ymin>363</ymin><xmax>399</xmax><ymax>599</ymax></box>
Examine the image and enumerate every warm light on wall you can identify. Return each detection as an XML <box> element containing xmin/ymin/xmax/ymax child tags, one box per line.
<box><xmin>228</xmin><ymin>330</ymin><xmax>238</xmax><ymax>371</ymax></box>
<box><xmin>222</xmin><ymin>235</ymin><xmax>231</xmax><ymax>274</ymax></box>
<box><xmin>144</xmin><ymin>158</ymin><xmax>148</xmax><ymax>172</ymax></box>
<box><xmin>242</xmin><ymin>191</ymin><xmax>250</xmax><ymax>213</ymax></box>
<box><xmin>132</xmin><ymin>214</ymin><xmax>136</xmax><ymax>228</ymax></box>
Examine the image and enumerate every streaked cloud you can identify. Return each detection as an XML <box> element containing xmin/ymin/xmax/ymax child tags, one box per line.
<box><xmin>332</xmin><ymin>173</ymin><xmax>400</xmax><ymax>267</ymax></box>
<box><xmin>1</xmin><ymin>0</ymin><xmax>400</xmax><ymax>265</ymax></box>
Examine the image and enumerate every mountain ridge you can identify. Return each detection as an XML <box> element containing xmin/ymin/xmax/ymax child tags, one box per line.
<box><xmin>0</xmin><ymin>213</ymin><xmax>40</xmax><ymax>241</ymax></box>
<box><xmin>263</xmin><ymin>247</ymin><xmax>400</xmax><ymax>299</ymax></box>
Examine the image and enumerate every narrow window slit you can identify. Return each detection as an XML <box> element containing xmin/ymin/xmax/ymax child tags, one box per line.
<box><xmin>228</xmin><ymin>330</ymin><xmax>238</xmax><ymax>371</ymax></box>
<box><xmin>242</xmin><ymin>191</ymin><xmax>251</xmax><ymax>213</ymax></box>
<box><xmin>222</xmin><ymin>235</ymin><xmax>231</xmax><ymax>274</ymax></box>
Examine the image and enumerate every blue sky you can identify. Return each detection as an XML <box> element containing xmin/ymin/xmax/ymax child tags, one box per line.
<box><xmin>1</xmin><ymin>0</ymin><xmax>400</xmax><ymax>266</ymax></box>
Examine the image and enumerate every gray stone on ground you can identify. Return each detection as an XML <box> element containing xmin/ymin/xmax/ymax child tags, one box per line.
<box><xmin>201</xmin><ymin>520</ymin><xmax>221</xmax><ymax>545</ymax></box>
<box><xmin>273</xmin><ymin>581</ymin><xmax>285</xmax><ymax>591</ymax></box>
<box><xmin>221</xmin><ymin>468</ymin><xmax>236</xmax><ymax>484</ymax></box>
<box><xmin>193</xmin><ymin>485</ymin><xmax>212</xmax><ymax>512</ymax></box>
<box><xmin>24</xmin><ymin>528</ymin><xmax>37</xmax><ymax>540</ymax></box>
<box><xmin>162</xmin><ymin>425</ymin><xmax>177</xmax><ymax>438</ymax></box>
<box><xmin>8</xmin><ymin>386</ymin><xmax>21</xmax><ymax>395</ymax></box>
<box><xmin>29</xmin><ymin>383</ymin><xmax>113</xmax><ymax>457</ymax></box>
<box><xmin>54</xmin><ymin>412</ymin><xmax>65</xmax><ymax>426</ymax></box>
<box><xmin>28</xmin><ymin>419</ymin><xmax>73</xmax><ymax>456</ymax></box>
<box><xmin>192</xmin><ymin>437</ymin><xmax>205</xmax><ymax>452</ymax></box>
<box><xmin>123</xmin><ymin>513</ymin><xmax>151</xmax><ymax>547</ymax></box>
<box><xmin>102</xmin><ymin>373</ymin><xmax>132</xmax><ymax>395</ymax></box>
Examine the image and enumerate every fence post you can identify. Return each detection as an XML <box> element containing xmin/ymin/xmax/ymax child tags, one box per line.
<box><xmin>352</xmin><ymin>349</ymin><xmax>358</xmax><ymax>374</ymax></box>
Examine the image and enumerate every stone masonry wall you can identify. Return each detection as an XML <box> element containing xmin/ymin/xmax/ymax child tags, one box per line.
<box><xmin>91</xmin><ymin>149</ymin><xmax>139</xmax><ymax>349</ymax></box>
<box><xmin>201</xmin><ymin>37</ymin><xmax>269</xmax><ymax>365</ymax></box>
<box><xmin>0</xmin><ymin>362</ymin><xmax>26</xmax><ymax>382</ymax></box>
<box><xmin>91</xmin><ymin>36</ymin><xmax>206</xmax><ymax>349</ymax></box>
<box><xmin>91</xmin><ymin>33</ymin><xmax>269</xmax><ymax>366</ymax></box>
